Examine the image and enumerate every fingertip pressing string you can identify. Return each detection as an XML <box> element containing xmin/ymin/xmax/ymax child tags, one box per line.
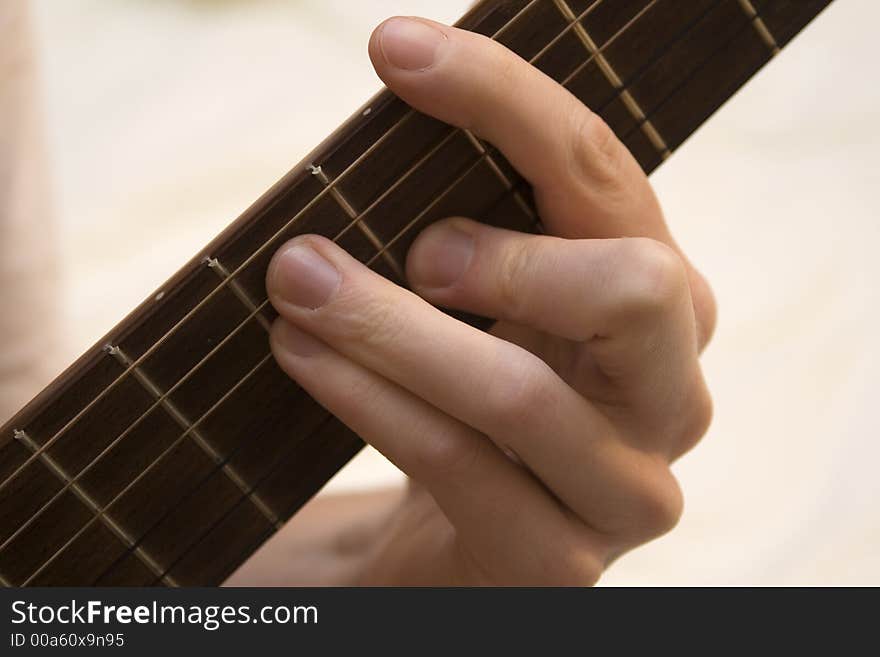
<box><xmin>5</xmin><ymin>0</ymin><xmax>725</xmax><ymax>586</ymax></box>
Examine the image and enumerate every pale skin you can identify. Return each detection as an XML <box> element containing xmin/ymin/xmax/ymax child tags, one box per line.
<box><xmin>228</xmin><ymin>17</ymin><xmax>716</xmax><ymax>586</ymax></box>
<box><xmin>3</xmin><ymin>10</ymin><xmax>716</xmax><ymax>586</ymax></box>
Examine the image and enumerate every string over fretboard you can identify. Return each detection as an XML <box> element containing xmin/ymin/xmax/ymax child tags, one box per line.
<box><xmin>0</xmin><ymin>0</ymin><xmax>834</xmax><ymax>586</ymax></box>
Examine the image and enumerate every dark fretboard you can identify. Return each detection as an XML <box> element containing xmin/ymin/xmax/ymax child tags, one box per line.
<box><xmin>0</xmin><ymin>0</ymin><xmax>833</xmax><ymax>586</ymax></box>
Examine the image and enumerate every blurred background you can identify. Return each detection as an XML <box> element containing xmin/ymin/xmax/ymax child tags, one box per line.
<box><xmin>17</xmin><ymin>0</ymin><xmax>879</xmax><ymax>584</ymax></box>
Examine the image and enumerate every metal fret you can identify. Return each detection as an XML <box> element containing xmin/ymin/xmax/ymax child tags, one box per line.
<box><xmin>87</xmin><ymin>353</ymin><xmax>275</xmax><ymax>585</ymax></box>
<box><xmin>104</xmin><ymin>346</ymin><xmax>282</xmax><ymax>530</ymax></box>
<box><xmin>0</xmin><ymin>0</ymin><xmax>835</xmax><ymax>586</ymax></box>
<box><xmin>462</xmin><ymin>129</ymin><xmax>539</xmax><ymax>226</ymax></box>
<box><xmin>553</xmin><ymin>0</ymin><xmax>671</xmax><ymax>160</ymax></box>
<box><xmin>309</xmin><ymin>164</ymin><xmax>406</xmax><ymax>280</ymax></box>
<box><xmin>366</xmin><ymin>152</ymin><xmax>491</xmax><ymax>267</ymax></box>
<box><xmin>155</xmin><ymin>412</ymin><xmax>362</xmax><ymax>586</ymax></box>
<box><xmin>737</xmin><ymin>0</ymin><xmax>781</xmax><ymax>55</ymax></box>
<box><xmin>12</xmin><ymin>430</ymin><xmax>176</xmax><ymax>586</ymax></box>
<box><xmin>206</xmin><ymin>257</ymin><xmax>272</xmax><ymax>331</ymax></box>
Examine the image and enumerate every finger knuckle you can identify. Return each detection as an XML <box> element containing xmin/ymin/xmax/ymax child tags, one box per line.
<box><xmin>484</xmin><ymin>351</ymin><xmax>558</xmax><ymax>430</ymax></box>
<box><xmin>416</xmin><ymin>431</ymin><xmax>486</xmax><ymax>478</ymax></box>
<box><xmin>570</xmin><ymin>110</ymin><xmax>623</xmax><ymax>188</ymax></box>
<box><xmin>692</xmin><ymin>270</ymin><xmax>719</xmax><ymax>349</ymax></box>
<box><xmin>630</xmin><ymin>467</ymin><xmax>684</xmax><ymax>539</ymax></box>
<box><xmin>676</xmin><ymin>384</ymin><xmax>714</xmax><ymax>457</ymax></box>
<box><xmin>546</xmin><ymin>533</ymin><xmax>604</xmax><ymax>586</ymax></box>
<box><xmin>613</xmin><ymin>238</ymin><xmax>688</xmax><ymax>322</ymax></box>
<box><xmin>495</xmin><ymin>239</ymin><xmax>535</xmax><ymax>321</ymax></box>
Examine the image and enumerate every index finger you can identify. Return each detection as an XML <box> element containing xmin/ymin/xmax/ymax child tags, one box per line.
<box><xmin>369</xmin><ymin>16</ymin><xmax>657</xmax><ymax>239</ymax></box>
<box><xmin>369</xmin><ymin>17</ymin><xmax>716</xmax><ymax>347</ymax></box>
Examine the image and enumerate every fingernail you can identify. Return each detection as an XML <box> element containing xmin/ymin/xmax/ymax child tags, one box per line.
<box><xmin>271</xmin><ymin>244</ymin><xmax>340</xmax><ymax>310</ymax></box>
<box><xmin>379</xmin><ymin>17</ymin><xmax>446</xmax><ymax>71</ymax></box>
<box><xmin>409</xmin><ymin>223</ymin><xmax>474</xmax><ymax>289</ymax></box>
<box><xmin>274</xmin><ymin>321</ymin><xmax>325</xmax><ymax>358</ymax></box>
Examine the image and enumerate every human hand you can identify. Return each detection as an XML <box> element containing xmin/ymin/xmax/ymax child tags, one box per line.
<box><xmin>265</xmin><ymin>17</ymin><xmax>716</xmax><ymax>585</ymax></box>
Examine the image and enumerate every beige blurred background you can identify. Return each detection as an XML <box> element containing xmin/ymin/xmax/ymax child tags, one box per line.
<box><xmin>19</xmin><ymin>0</ymin><xmax>879</xmax><ymax>584</ymax></box>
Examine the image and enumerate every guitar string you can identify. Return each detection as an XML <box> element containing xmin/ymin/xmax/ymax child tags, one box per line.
<box><xmin>147</xmin><ymin>1</ymin><xmax>804</xmax><ymax>586</ymax></box>
<box><xmin>27</xmin><ymin>0</ymin><xmax>794</xmax><ymax>586</ymax></box>
<box><xmin>21</xmin><ymin>0</ymin><xmax>627</xmax><ymax>584</ymax></box>
<box><xmin>364</xmin><ymin>0</ymin><xmax>727</xmax><ymax>267</ymax></box>
<box><xmin>154</xmin><ymin>413</ymin><xmax>362</xmax><ymax>588</ymax></box>
<box><xmin>148</xmin><ymin>0</ymin><xmax>790</xmax><ymax>587</ymax></box>
<box><xmin>613</xmin><ymin>0</ymin><xmax>775</xmax><ymax>147</ymax></box>
<box><xmin>27</xmin><ymin>0</ymin><xmax>732</xmax><ymax>587</ymax></box>
<box><xmin>21</xmin><ymin>0</ymin><xmax>624</xmax><ymax>585</ymax></box>
<box><xmin>13</xmin><ymin>0</ymin><xmax>659</xmax><ymax>583</ymax></box>
<box><xmin>0</xmin><ymin>0</ymin><xmax>616</xmax><ymax>523</ymax></box>
<box><xmin>25</xmin><ymin>0</ymin><xmax>794</xmax><ymax>588</ymax></box>
<box><xmin>23</xmin><ymin>354</ymin><xmax>275</xmax><ymax>586</ymax></box>
<box><xmin>26</xmin><ymin>0</ymin><xmax>769</xmax><ymax>586</ymax></box>
<box><xmin>0</xmin><ymin>123</ymin><xmax>490</xmax><ymax>559</ymax></box>
<box><xmin>0</xmin><ymin>0</ymin><xmax>773</xmax><ymax>510</ymax></box>
<box><xmin>0</xmin><ymin>0</ymin><xmax>549</xmax><ymax>497</ymax></box>
<box><xmin>359</xmin><ymin>0</ymin><xmax>726</xmax><ymax>263</ymax></box>
<box><xmin>13</xmin><ymin>144</ymin><xmax>509</xmax><ymax>581</ymax></box>
<box><xmin>29</xmin><ymin>0</ymin><xmax>703</xmax><ymax>587</ymax></box>
<box><xmin>20</xmin><ymin>0</ymin><xmax>733</xmax><ymax>585</ymax></box>
<box><xmin>152</xmin><ymin>415</ymin><xmax>364</xmax><ymax>587</ymax></box>
<box><xmin>117</xmin><ymin>0</ymin><xmax>685</xmax><ymax>588</ymax></box>
<box><xmin>3</xmin><ymin>0</ymin><xmax>722</xmax><ymax>546</ymax></box>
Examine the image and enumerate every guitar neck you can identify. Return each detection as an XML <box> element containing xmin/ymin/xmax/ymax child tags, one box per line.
<box><xmin>0</xmin><ymin>0</ymin><xmax>833</xmax><ymax>586</ymax></box>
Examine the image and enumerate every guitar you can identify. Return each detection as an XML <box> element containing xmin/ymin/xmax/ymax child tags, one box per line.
<box><xmin>0</xmin><ymin>0</ymin><xmax>834</xmax><ymax>586</ymax></box>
